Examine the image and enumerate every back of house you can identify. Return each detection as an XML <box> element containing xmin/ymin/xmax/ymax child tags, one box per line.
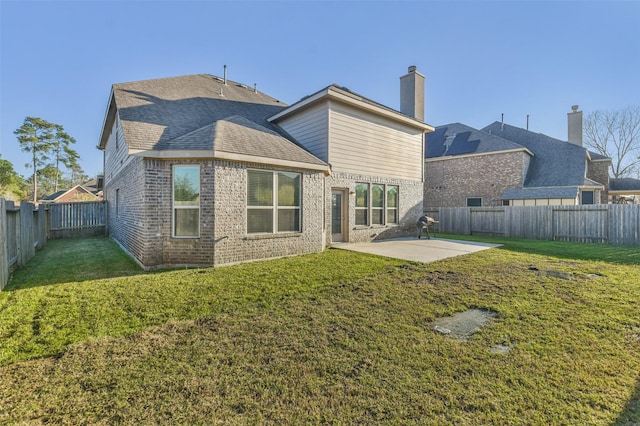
<box><xmin>98</xmin><ymin>67</ymin><xmax>434</xmax><ymax>269</ymax></box>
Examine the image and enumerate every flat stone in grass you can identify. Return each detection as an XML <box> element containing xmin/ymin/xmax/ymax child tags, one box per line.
<box><xmin>432</xmin><ymin>308</ymin><xmax>498</xmax><ymax>340</ymax></box>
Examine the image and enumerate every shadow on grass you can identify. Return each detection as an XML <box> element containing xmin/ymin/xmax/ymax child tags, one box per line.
<box><xmin>438</xmin><ymin>234</ymin><xmax>640</xmax><ymax>266</ymax></box>
<box><xmin>614</xmin><ymin>379</ymin><xmax>640</xmax><ymax>425</ymax></box>
<box><xmin>6</xmin><ymin>237</ymin><xmax>143</xmax><ymax>290</ymax></box>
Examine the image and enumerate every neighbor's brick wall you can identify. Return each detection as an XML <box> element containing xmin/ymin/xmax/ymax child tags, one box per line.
<box><xmin>325</xmin><ymin>172</ymin><xmax>424</xmax><ymax>245</ymax></box>
<box><xmin>587</xmin><ymin>160</ymin><xmax>610</xmax><ymax>204</ymax></box>
<box><xmin>211</xmin><ymin>161</ymin><xmax>325</xmax><ymax>266</ymax></box>
<box><xmin>424</xmin><ymin>151</ymin><xmax>528</xmax><ymax>207</ymax></box>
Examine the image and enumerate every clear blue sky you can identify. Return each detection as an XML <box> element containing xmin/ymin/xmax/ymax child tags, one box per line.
<box><xmin>2</xmin><ymin>1</ymin><xmax>639</xmax><ymax>180</ymax></box>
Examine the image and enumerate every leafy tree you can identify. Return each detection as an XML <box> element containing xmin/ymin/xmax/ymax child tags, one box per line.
<box><xmin>68</xmin><ymin>163</ymin><xmax>89</xmax><ymax>187</ymax></box>
<box><xmin>14</xmin><ymin>117</ymin><xmax>81</xmax><ymax>202</ymax></box>
<box><xmin>584</xmin><ymin>106</ymin><xmax>640</xmax><ymax>178</ymax></box>
<box><xmin>14</xmin><ymin>117</ymin><xmax>56</xmax><ymax>202</ymax></box>
<box><xmin>50</xmin><ymin>127</ymin><xmax>79</xmax><ymax>192</ymax></box>
<box><xmin>0</xmin><ymin>155</ymin><xmax>26</xmax><ymax>201</ymax></box>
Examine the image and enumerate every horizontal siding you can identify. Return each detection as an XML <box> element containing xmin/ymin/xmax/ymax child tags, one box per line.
<box><xmin>278</xmin><ymin>103</ymin><xmax>329</xmax><ymax>162</ymax></box>
<box><xmin>328</xmin><ymin>101</ymin><xmax>423</xmax><ymax>181</ymax></box>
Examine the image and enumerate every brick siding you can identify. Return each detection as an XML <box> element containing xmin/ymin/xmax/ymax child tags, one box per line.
<box><xmin>586</xmin><ymin>161</ymin><xmax>610</xmax><ymax>204</ymax></box>
<box><xmin>326</xmin><ymin>172</ymin><xmax>424</xmax><ymax>245</ymax></box>
<box><xmin>424</xmin><ymin>151</ymin><xmax>528</xmax><ymax>207</ymax></box>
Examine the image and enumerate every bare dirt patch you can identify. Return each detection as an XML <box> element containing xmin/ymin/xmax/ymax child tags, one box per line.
<box><xmin>432</xmin><ymin>308</ymin><xmax>498</xmax><ymax>341</ymax></box>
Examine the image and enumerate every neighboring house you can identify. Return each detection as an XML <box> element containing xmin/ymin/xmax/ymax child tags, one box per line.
<box><xmin>98</xmin><ymin>67</ymin><xmax>433</xmax><ymax>269</ymax></box>
<box><xmin>424</xmin><ymin>107</ymin><xmax>612</xmax><ymax>207</ymax></box>
<box><xmin>40</xmin><ymin>185</ymin><xmax>99</xmax><ymax>203</ymax></box>
<box><xmin>82</xmin><ymin>176</ymin><xmax>104</xmax><ymax>200</ymax></box>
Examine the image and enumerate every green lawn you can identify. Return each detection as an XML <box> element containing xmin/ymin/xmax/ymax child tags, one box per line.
<box><xmin>1</xmin><ymin>237</ymin><xmax>639</xmax><ymax>424</ymax></box>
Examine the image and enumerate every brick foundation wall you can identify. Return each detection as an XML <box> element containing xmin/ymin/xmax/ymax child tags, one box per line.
<box><xmin>326</xmin><ymin>172</ymin><xmax>423</xmax><ymax>245</ymax></box>
<box><xmin>424</xmin><ymin>151</ymin><xmax>528</xmax><ymax>207</ymax></box>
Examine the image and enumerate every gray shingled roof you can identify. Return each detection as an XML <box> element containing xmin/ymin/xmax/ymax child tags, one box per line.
<box><xmin>425</xmin><ymin>123</ymin><xmax>526</xmax><ymax>158</ymax></box>
<box><xmin>482</xmin><ymin>122</ymin><xmax>593</xmax><ymax>188</ymax></box>
<box><xmin>111</xmin><ymin>74</ymin><xmax>327</xmax><ymax>167</ymax></box>
<box><xmin>610</xmin><ymin>177</ymin><xmax>640</xmax><ymax>192</ymax></box>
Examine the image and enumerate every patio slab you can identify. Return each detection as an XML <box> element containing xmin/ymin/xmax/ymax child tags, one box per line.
<box><xmin>333</xmin><ymin>237</ymin><xmax>501</xmax><ymax>263</ymax></box>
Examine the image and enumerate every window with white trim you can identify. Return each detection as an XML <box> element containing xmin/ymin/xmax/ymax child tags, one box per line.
<box><xmin>581</xmin><ymin>190</ymin><xmax>594</xmax><ymax>205</ymax></box>
<box><xmin>247</xmin><ymin>170</ymin><xmax>301</xmax><ymax>233</ymax></box>
<box><xmin>467</xmin><ymin>197</ymin><xmax>482</xmax><ymax>207</ymax></box>
<box><xmin>355</xmin><ymin>183</ymin><xmax>369</xmax><ymax>226</ymax></box>
<box><xmin>173</xmin><ymin>165</ymin><xmax>200</xmax><ymax>237</ymax></box>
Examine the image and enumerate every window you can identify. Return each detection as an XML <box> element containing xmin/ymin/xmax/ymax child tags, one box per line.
<box><xmin>386</xmin><ymin>185</ymin><xmax>398</xmax><ymax>224</ymax></box>
<box><xmin>371</xmin><ymin>184</ymin><xmax>384</xmax><ymax>225</ymax></box>
<box><xmin>247</xmin><ymin>170</ymin><xmax>301</xmax><ymax>233</ymax></box>
<box><xmin>355</xmin><ymin>183</ymin><xmax>369</xmax><ymax>225</ymax></box>
<box><xmin>115</xmin><ymin>189</ymin><xmax>120</xmax><ymax>218</ymax></box>
<box><xmin>467</xmin><ymin>197</ymin><xmax>482</xmax><ymax>207</ymax></box>
<box><xmin>356</xmin><ymin>183</ymin><xmax>399</xmax><ymax>226</ymax></box>
<box><xmin>173</xmin><ymin>165</ymin><xmax>200</xmax><ymax>237</ymax></box>
<box><xmin>581</xmin><ymin>190</ymin><xmax>594</xmax><ymax>205</ymax></box>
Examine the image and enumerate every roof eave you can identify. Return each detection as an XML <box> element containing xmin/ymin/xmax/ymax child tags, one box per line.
<box><xmin>424</xmin><ymin>147</ymin><xmax>534</xmax><ymax>162</ymax></box>
<box><xmin>130</xmin><ymin>149</ymin><xmax>331</xmax><ymax>174</ymax></box>
<box><xmin>268</xmin><ymin>86</ymin><xmax>435</xmax><ymax>132</ymax></box>
<box><xmin>98</xmin><ymin>89</ymin><xmax>116</xmax><ymax>150</ymax></box>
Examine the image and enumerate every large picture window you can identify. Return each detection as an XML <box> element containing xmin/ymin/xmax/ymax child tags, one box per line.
<box><xmin>173</xmin><ymin>165</ymin><xmax>200</xmax><ymax>237</ymax></box>
<box><xmin>247</xmin><ymin>170</ymin><xmax>301</xmax><ymax>234</ymax></box>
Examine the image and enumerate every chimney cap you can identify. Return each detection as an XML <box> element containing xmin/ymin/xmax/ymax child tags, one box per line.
<box><xmin>408</xmin><ymin>65</ymin><xmax>417</xmax><ymax>73</ymax></box>
<box><xmin>571</xmin><ymin>104</ymin><xmax>579</xmax><ymax>112</ymax></box>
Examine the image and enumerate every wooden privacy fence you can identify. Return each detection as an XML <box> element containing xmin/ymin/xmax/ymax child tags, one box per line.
<box><xmin>1</xmin><ymin>200</ymin><xmax>48</xmax><ymax>289</ymax></box>
<box><xmin>48</xmin><ymin>201</ymin><xmax>107</xmax><ymax>239</ymax></box>
<box><xmin>1</xmin><ymin>199</ymin><xmax>107</xmax><ymax>290</ymax></box>
<box><xmin>424</xmin><ymin>205</ymin><xmax>640</xmax><ymax>245</ymax></box>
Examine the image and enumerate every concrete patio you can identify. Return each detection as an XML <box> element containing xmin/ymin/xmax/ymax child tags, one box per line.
<box><xmin>333</xmin><ymin>237</ymin><xmax>501</xmax><ymax>263</ymax></box>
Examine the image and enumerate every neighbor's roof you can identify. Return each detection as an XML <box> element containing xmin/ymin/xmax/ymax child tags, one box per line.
<box><xmin>424</xmin><ymin>123</ymin><xmax>530</xmax><ymax>159</ymax></box>
<box><xmin>99</xmin><ymin>74</ymin><xmax>328</xmax><ymax>170</ymax></box>
<box><xmin>482</xmin><ymin>122</ymin><xmax>609</xmax><ymax>188</ymax></box>
<box><xmin>609</xmin><ymin>177</ymin><xmax>640</xmax><ymax>193</ymax></box>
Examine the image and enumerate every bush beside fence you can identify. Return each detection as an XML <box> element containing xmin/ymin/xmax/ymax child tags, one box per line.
<box><xmin>424</xmin><ymin>205</ymin><xmax>640</xmax><ymax>245</ymax></box>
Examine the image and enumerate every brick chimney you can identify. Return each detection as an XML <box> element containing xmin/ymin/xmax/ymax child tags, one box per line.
<box><xmin>400</xmin><ymin>65</ymin><xmax>425</xmax><ymax>122</ymax></box>
<box><xmin>567</xmin><ymin>105</ymin><xmax>583</xmax><ymax>146</ymax></box>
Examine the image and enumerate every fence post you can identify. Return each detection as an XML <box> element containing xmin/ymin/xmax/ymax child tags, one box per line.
<box><xmin>19</xmin><ymin>202</ymin><xmax>35</xmax><ymax>266</ymax></box>
<box><xmin>0</xmin><ymin>199</ymin><xmax>8</xmax><ymax>290</ymax></box>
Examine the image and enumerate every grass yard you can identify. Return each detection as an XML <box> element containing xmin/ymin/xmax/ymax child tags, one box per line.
<box><xmin>0</xmin><ymin>237</ymin><xmax>639</xmax><ymax>424</ymax></box>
